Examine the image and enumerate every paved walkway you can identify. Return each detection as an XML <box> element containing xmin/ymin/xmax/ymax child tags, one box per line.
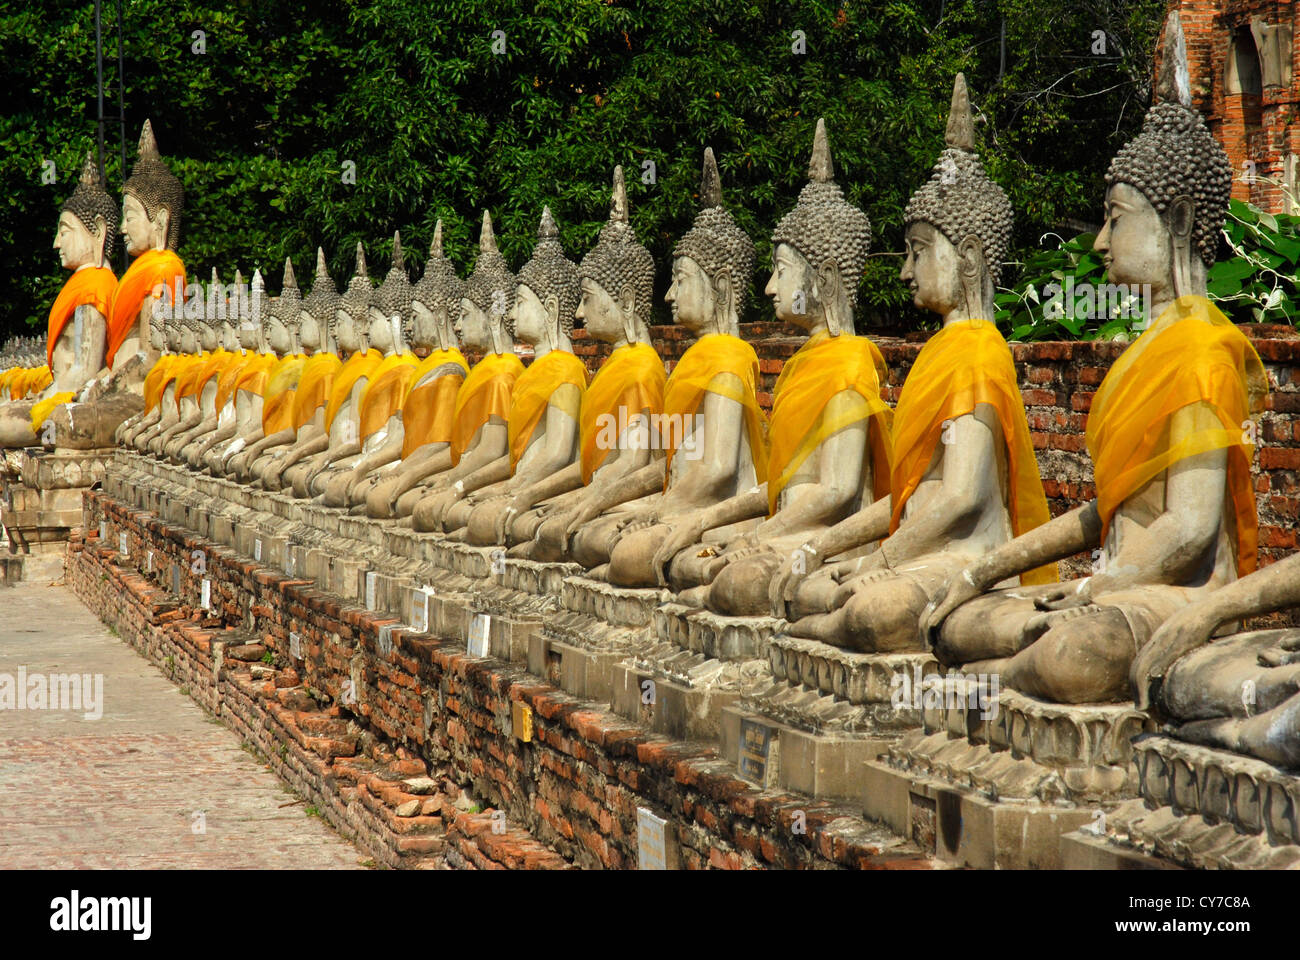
<box><xmin>0</xmin><ymin>580</ymin><xmax>366</xmax><ymax>869</ymax></box>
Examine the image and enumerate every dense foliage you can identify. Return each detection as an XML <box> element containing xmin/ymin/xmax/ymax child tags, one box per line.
<box><xmin>4</xmin><ymin>0</ymin><xmax>1171</xmax><ymax>339</ymax></box>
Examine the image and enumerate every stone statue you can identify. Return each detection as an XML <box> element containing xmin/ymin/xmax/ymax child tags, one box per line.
<box><xmin>357</xmin><ymin>224</ymin><xmax>469</xmax><ymax>515</ymax></box>
<box><xmin>150</xmin><ymin>274</ymin><xmax>221</xmax><ymax>458</ymax></box>
<box><xmin>579</xmin><ymin>148</ymin><xmax>769</xmax><ymax>585</ymax></box>
<box><xmin>419</xmin><ymin>207</ymin><xmax>586</xmax><ymax>537</ymax></box>
<box><xmin>50</xmin><ymin>121</ymin><xmax>186</xmax><ymax>451</ymax></box>
<box><xmin>270</xmin><ymin>243</ymin><xmax>374</xmax><ymax>491</ymax></box>
<box><xmin>493</xmin><ymin>167</ymin><xmax>665</xmax><ymax>560</ymax></box>
<box><xmin>376</xmin><ymin>212</ymin><xmax>522</xmax><ymax>522</ymax></box>
<box><xmin>922</xmin><ymin>41</ymin><xmax>1266</xmax><ymax>705</ymax></box>
<box><xmin>771</xmin><ymin>75</ymin><xmax>1054</xmax><ymax>653</ymax></box>
<box><xmin>127</xmin><ymin>299</ymin><xmax>188</xmax><ymax>452</ymax></box>
<box><xmin>642</xmin><ymin>119</ymin><xmax>885</xmax><ymax>615</ymax></box>
<box><xmin>1132</xmin><ymin>551</ymin><xmax>1300</xmax><ymax>769</ymax></box>
<box><xmin>243</xmin><ymin>249</ymin><xmax>344</xmax><ymax>484</ymax></box>
<box><xmin>0</xmin><ymin>153</ymin><xmax>118</xmax><ymax>449</ymax></box>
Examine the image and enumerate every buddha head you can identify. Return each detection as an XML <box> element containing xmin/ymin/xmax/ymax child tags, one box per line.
<box><xmin>218</xmin><ymin>269</ymin><xmax>243</xmax><ymax>351</ymax></box>
<box><xmin>578</xmin><ymin>166</ymin><xmax>656</xmax><ymax>346</ymax></box>
<box><xmin>369</xmin><ymin>231</ymin><xmax>412</xmax><ymax>355</ymax></box>
<box><xmin>1097</xmin><ymin>20</ymin><xmax>1230</xmax><ymax>305</ymax></box>
<box><xmin>667</xmin><ymin>147</ymin><xmax>755</xmax><ymax>337</ymax></box>
<box><xmin>238</xmin><ymin>270</ymin><xmax>267</xmax><ymax>352</ymax></box>
<box><xmin>194</xmin><ymin>267</ymin><xmax>221</xmax><ymax>351</ymax></box>
<box><xmin>178</xmin><ymin>281</ymin><xmax>205</xmax><ymax>355</ymax></box>
<box><xmin>901</xmin><ymin>75</ymin><xmax>1013</xmax><ymax>323</ymax></box>
<box><xmin>121</xmin><ymin>120</ymin><xmax>183</xmax><ymax>257</ymax></box>
<box><xmin>301</xmin><ymin>247</ymin><xmax>338</xmax><ymax>355</ymax></box>
<box><xmin>264</xmin><ymin>258</ymin><xmax>302</xmax><ymax>356</ymax></box>
<box><xmin>510</xmin><ymin>206</ymin><xmax>580</xmax><ymax>352</ymax></box>
<box><xmin>767</xmin><ymin>119</ymin><xmax>871</xmax><ymax>336</ymax></box>
<box><xmin>56</xmin><ymin>153</ymin><xmax>117</xmax><ymax>270</ymax></box>
<box><xmin>148</xmin><ymin>297</ymin><xmax>168</xmax><ymax>353</ymax></box>
<box><xmin>412</xmin><ymin>220</ymin><xmax>464</xmax><ymax>354</ymax></box>
<box><xmin>336</xmin><ymin>242</ymin><xmax>372</xmax><ymax>355</ymax></box>
<box><xmin>164</xmin><ymin>297</ymin><xmax>184</xmax><ymax>354</ymax></box>
<box><xmin>459</xmin><ymin>211</ymin><xmax>515</xmax><ymax>354</ymax></box>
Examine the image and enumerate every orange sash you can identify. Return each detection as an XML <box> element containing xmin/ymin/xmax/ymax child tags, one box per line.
<box><xmin>661</xmin><ymin>333</ymin><xmax>767</xmax><ymax>486</ymax></box>
<box><xmin>400</xmin><ymin>349</ymin><xmax>468</xmax><ymax>457</ymax></box>
<box><xmin>214</xmin><ymin>352</ymin><xmax>253</xmax><ymax>413</ymax></box>
<box><xmin>106</xmin><ymin>249</ymin><xmax>185</xmax><ymax>368</ymax></box>
<box><xmin>233</xmin><ymin>352</ymin><xmax>277</xmax><ymax>399</ymax></box>
<box><xmin>451</xmin><ymin>352</ymin><xmax>525</xmax><ymax>465</ymax></box>
<box><xmin>30</xmin><ymin>392</ymin><xmax>76</xmax><ymax>431</ymax></box>
<box><xmin>508</xmin><ymin>350</ymin><xmax>587</xmax><ymax>472</ymax></box>
<box><xmin>358</xmin><ymin>352</ymin><xmax>420</xmax><ymax>441</ymax></box>
<box><xmin>291</xmin><ymin>352</ymin><xmax>344</xmax><ymax>429</ymax></box>
<box><xmin>324</xmin><ymin>349</ymin><xmax>382</xmax><ymax>430</ymax></box>
<box><xmin>143</xmin><ymin>355</ymin><xmax>180</xmax><ymax>413</ymax></box>
<box><xmin>47</xmin><ymin>266</ymin><xmax>116</xmax><ymax>368</ymax></box>
<box><xmin>1087</xmin><ymin>296</ymin><xmax>1268</xmax><ymax>577</ymax></box>
<box><xmin>578</xmin><ymin>342</ymin><xmax>666</xmax><ymax>483</ymax></box>
<box><xmin>890</xmin><ymin>319</ymin><xmax>1055</xmax><ymax>585</ymax></box>
<box><xmin>767</xmin><ymin>332</ymin><xmax>891</xmax><ymax>515</ymax></box>
<box><xmin>261</xmin><ymin>354</ymin><xmax>308</xmax><ymax>433</ymax></box>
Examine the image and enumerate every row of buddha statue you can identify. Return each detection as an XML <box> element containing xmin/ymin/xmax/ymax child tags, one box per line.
<box><xmin>7</xmin><ymin>68</ymin><xmax>1298</xmax><ymax>773</ymax></box>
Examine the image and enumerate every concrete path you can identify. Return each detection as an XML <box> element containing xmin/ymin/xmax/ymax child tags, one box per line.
<box><xmin>0</xmin><ymin>580</ymin><xmax>366</xmax><ymax>869</ymax></box>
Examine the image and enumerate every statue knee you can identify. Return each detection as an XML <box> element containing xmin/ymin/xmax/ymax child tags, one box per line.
<box><xmin>394</xmin><ymin>485</ymin><xmax>423</xmax><ymax>518</ymax></box>
<box><xmin>840</xmin><ymin>579</ymin><xmax>927</xmax><ymax>653</ymax></box>
<box><xmin>1007</xmin><ymin>611</ymin><xmax>1132</xmax><ymax>704</ymax></box>
<box><xmin>607</xmin><ymin>526</ymin><xmax>662</xmax><ymax>588</ymax></box>
<box><xmin>708</xmin><ymin>553</ymin><xmax>779</xmax><ymax>617</ymax></box>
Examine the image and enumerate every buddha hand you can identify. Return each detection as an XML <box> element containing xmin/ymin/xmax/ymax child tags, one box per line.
<box><xmin>919</xmin><ymin>566</ymin><xmax>986</xmax><ymax>643</ymax></box>
<box><xmin>650</xmin><ymin>516</ymin><xmax>706</xmax><ymax>588</ymax></box>
<box><xmin>1132</xmin><ymin>604</ymin><xmax>1223</xmax><ymax>710</ymax></box>
<box><xmin>769</xmin><ymin>544</ymin><xmax>824</xmax><ymax>619</ymax></box>
<box><xmin>1259</xmin><ymin>634</ymin><xmax>1300</xmax><ymax>668</ymax></box>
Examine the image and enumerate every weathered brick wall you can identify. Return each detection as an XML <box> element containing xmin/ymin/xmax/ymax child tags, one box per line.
<box><xmin>70</xmin><ymin>494</ymin><xmax>933</xmax><ymax>870</ymax></box>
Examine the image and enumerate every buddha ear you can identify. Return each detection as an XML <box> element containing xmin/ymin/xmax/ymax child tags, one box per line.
<box><xmin>1167</xmin><ymin>195</ymin><xmax>1195</xmax><ymax>244</ymax></box>
<box><xmin>91</xmin><ymin>215</ymin><xmax>107</xmax><ymax>261</ymax></box>
<box><xmin>543</xmin><ymin>293</ymin><xmax>561</xmax><ymax>342</ymax></box>
<box><xmin>618</xmin><ymin>282</ymin><xmax>639</xmax><ymax>340</ymax></box>
<box><xmin>712</xmin><ymin>267</ymin><xmax>733</xmax><ymax>316</ymax></box>
<box><xmin>957</xmin><ymin>235</ymin><xmax>985</xmax><ymax>282</ymax></box>
<box><xmin>152</xmin><ymin>206</ymin><xmax>171</xmax><ymax>247</ymax></box>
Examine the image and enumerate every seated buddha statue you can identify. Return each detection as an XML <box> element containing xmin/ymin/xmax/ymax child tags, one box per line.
<box><xmin>352</xmin><ymin>224</ymin><xmax>469</xmax><ymax>513</ymax></box>
<box><xmin>491</xmin><ymin>167</ymin><xmax>666</xmax><ymax>560</ymax></box>
<box><xmin>130</xmin><ymin>308</ymin><xmax>190</xmax><ymax>453</ymax></box>
<box><xmin>159</xmin><ymin>270</ymin><xmax>233</xmax><ymax>460</ymax></box>
<box><xmin>772</xmin><ymin>75</ymin><xmax>1056</xmax><ymax>651</ymax></box>
<box><xmin>174</xmin><ymin>271</ymin><xmax>251</xmax><ymax>465</ymax></box>
<box><xmin>580</xmin><ymin>148</ymin><xmax>770</xmax><ymax>585</ymax></box>
<box><xmin>52</xmin><ymin>120</ymin><xmax>186</xmax><ymax>450</ymax></box>
<box><xmin>638</xmin><ymin>120</ymin><xmax>887</xmax><ymax>614</ymax></box>
<box><xmin>922</xmin><ymin>50</ymin><xmax>1267</xmax><ymax>704</ymax></box>
<box><xmin>0</xmin><ymin>152</ymin><xmax>117</xmax><ymax>449</ymax></box>
<box><xmin>373</xmin><ymin>212</ymin><xmax>523</xmax><ymax>521</ymax></box>
<box><xmin>415</xmin><ymin>207</ymin><xmax>586</xmax><ymax>536</ymax></box>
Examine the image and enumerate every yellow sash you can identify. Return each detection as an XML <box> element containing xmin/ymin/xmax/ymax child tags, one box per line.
<box><xmin>173</xmin><ymin>351</ymin><xmax>209</xmax><ymax>406</ymax></box>
<box><xmin>176</xmin><ymin>348</ymin><xmax>231</xmax><ymax>406</ymax></box>
<box><xmin>890</xmin><ymin>319</ymin><xmax>1055</xmax><ymax>585</ymax></box>
<box><xmin>401</xmin><ymin>348</ymin><xmax>468</xmax><ymax>457</ymax></box>
<box><xmin>579</xmin><ymin>342</ymin><xmax>666</xmax><ymax>483</ymax></box>
<box><xmin>508</xmin><ymin>350</ymin><xmax>588</xmax><ymax>472</ymax></box>
<box><xmin>143</xmin><ymin>355</ymin><xmax>180</xmax><ymax>413</ymax></box>
<box><xmin>261</xmin><ymin>354</ymin><xmax>308</xmax><ymax>433</ymax></box>
<box><xmin>661</xmin><ymin>333</ymin><xmax>767</xmax><ymax>486</ymax></box>
<box><xmin>152</xmin><ymin>355</ymin><xmax>188</xmax><ymax>411</ymax></box>
<box><xmin>767</xmin><ymin>332</ymin><xmax>891</xmax><ymax>514</ymax></box>
<box><xmin>358</xmin><ymin>352</ymin><xmax>420</xmax><ymax>441</ymax></box>
<box><xmin>291</xmin><ymin>352</ymin><xmax>343</xmax><ymax>429</ymax></box>
<box><xmin>233</xmin><ymin>352</ymin><xmax>277</xmax><ymax>399</ymax></box>
<box><xmin>451</xmin><ymin>352</ymin><xmax>525</xmax><ymax>465</ymax></box>
<box><xmin>214</xmin><ymin>352</ymin><xmax>254</xmax><ymax>413</ymax></box>
<box><xmin>1088</xmin><ymin>296</ymin><xmax>1267</xmax><ymax>577</ymax></box>
<box><xmin>47</xmin><ymin>266</ymin><xmax>116</xmax><ymax>368</ymax></box>
<box><xmin>324</xmin><ymin>349</ymin><xmax>382</xmax><ymax>430</ymax></box>
<box><xmin>106</xmin><ymin>249</ymin><xmax>185</xmax><ymax>368</ymax></box>
<box><xmin>30</xmin><ymin>392</ymin><xmax>77</xmax><ymax>431</ymax></box>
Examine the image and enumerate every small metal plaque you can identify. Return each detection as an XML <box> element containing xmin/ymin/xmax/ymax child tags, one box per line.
<box><xmin>99</xmin><ymin>520</ymin><xmax>108</xmax><ymax>541</ymax></box>
<box><xmin>511</xmin><ymin>700</ymin><xmax>533</xmax><ymax>743</ymax></box>
<box><xmin>412</xmin><ymin>586</ymin><xmax>434</xmax><ymax>633</ymax></box>
<box><xmin>254</xmin><ymin>538</ymin><xmax>262</xmax><ymax>562</ymax></box>
<box><xmin>467</xmin><ymin>613</ymin><xmax>490</xmax><ymax>657</ymax></box>
<box><xmin>201</xmin><ymin>578</ymin><xmax>211</xmax><ymax>611</ymax></box>
<box><xmin>365</xmin><ymin>571</ymin><xmax>378</xmax><ymax>611</ymax></box>
<box><xmin>289</xmin><ymin>631</ymin><xmax>302</xmax><ymax>660</ymax></box>
<box><xmin>146</xmin><ymin>550</ymin><xmax>153</xmax><ymax>573</ymax></box>
<box><xmin>737</xmin><ymin>717</ymin><xmax>778</xmax><ymax>788</ymax></box>
<box><xmin>118</xmin><ymin>532</ymin><xmax>128</xmax><ymax>557</ymax></box>
<box><xmin>171</xmin><ymin>564</ymin><xmax>181</xmax><ymax>596</ymax></box>
<box><xmin>637</xmin><ymin>807</ymin><xmax>677</xmax><ymax>870</ymax></box>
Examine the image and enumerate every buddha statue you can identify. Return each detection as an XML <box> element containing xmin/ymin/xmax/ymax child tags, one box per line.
<box><xmin>640</xmin><ymin>119</ymin><xmax>886</xmax><ymax>614</ymax></box>
<box><xmin>417</xmin><ymin>207</ymin><xmax>586</xmax><ymax>536</ymax></box>
<box><xmin>173</xmin><ymin>271</ymin><xmax>246</xmax><ymax>465</ymax></box>
<box><xmin>129</xmin><ymin>306</ymin><xmax>188</xmax><ymax>453</ymax></box>
<box><xmin>768</xmin><ymin>75</ymin><xmax>1055</xmax><ymax>652</ymax></box>
<box><xmin>573</xmin><ymin>148</ymin><xmax>769</xmax><ymax>585</ymax></box>
<box><xmin>157</xmin><ymin>269</ymin><xmax>230</xmax><ymax>460</ymax></box>
<box><xmin>316</xmin><ymin>233</ymin><xmax>421</xmax><ymax>504</ymax></box>
<box><xmin>147</xmin><ymin>280</ymin><xmax>214</xmax><ymax>457</ymax></box>
<box><xmin>375</xmin><ymin>212</ymin><xmax>523</xmax><ymax>522</ymax></box>
<box><xmin>922</xmin><ymin>43</ymin><xmax>1266</xmax><ymax>705</ymax></box>
<box><xmin>0</xmin><ymin>153</ymin><xmax>117</xmax><ymax>449</ymax></box>
<box><xmin>494</xmin><ymin>167</ymin><xmax>666</xmax><ymax>560</ymax></box>
<box><xmin>352</xmin><ymin>223</ymin><xmax>469</xmax><ymax>514</ymax></box>
<box><xmin>244</xmin><ymin>249</ymin><xmax>344</xmax><ymax>485</ymax></box>
<box><xmin>269</xmin><ymin>243</ymin><xmax>374</xmax><ymax>491</ymax></box>
<box><xmin>225</xmin><ymin>259</ymin><xmax>310</xmax><ymax>478</ymax></box>
<box><xmin>51</xmin><ymin>121</ymin><xmax>186</xmax><ymax>450</ymax></box>
<box><xmin>1131</xmin><ymin>551</ymin><xmax>1300</xmax><ymax>769</ymax></box>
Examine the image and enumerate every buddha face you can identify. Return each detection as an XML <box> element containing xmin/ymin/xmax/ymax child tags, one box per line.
<box><xmin>410</xmin><ymin>299</ymin><xmax>442</xmax><ymax>350</ymax></box>
<box><xmin>53</xmin><ymin>211</ymin><xmax>101</xmax><ymax>270</ymax></box>
<box><xmin>178</xmin><ymin>322</ymin><xmax>200</xmax><ymax>355</ymax></box>
<box><xmin>266</xmin><ymin>317</ymin><xmax>292</xmax><ymax>354</ymax></box>
<box><xmin>149</xmin><ymin>321</ymin><xmax>167</xmax><ymax>352</ymax></box>
<box><xmin>121</xmin><ymin>193</ymin><xmax>165</xmax><ymax>257</ymax></box>
<box><xmin>367</xmin><ymin>305</ymin><xmax>397</xmax><ymax>352</ymax></box>
<box><xmin>665</xmin><ymin>255</ymin><xmax>713</xmax><ymax>333</ymax></box>
<box><xmin>456</xmin><ymin>298</ymin><xmax>492</xmax><ymax>351</ymax></box>
<box><xmin>335</xmin><ymin>309</ymin><xmax>362</xmax><ymax>353</ymax></box>
<box><xmin>165</xmin><ymin>323</ymin><xmax>183</xmax><ymax>353</ymax></box>
<box><xmin>298</xmin><ymin>309</ymin><xmax>322</xmax><ymax>352</ymax></box>
<box><xmin>510</xmin><ymin>283</ymin><xmax>548</xmax><ymax>346</ymax></box>
<box><xmin>576</xmin><ymin>277</ymin><xmax>624</xmax><ymax>343</ymax></box>
<box><xmin>765</xmin><ymin>243</ymin><xmax>816</xmax><ymax>326</ymax></box>
<box><xmin>220</xmin><ymin>320</ymin><xmax>239</xmax><ymax>351</ymax></box>
<box><xmin>900</xmin><ymin>222</ymin><xmax>963</xmax><ymax>316</ymax></box>
<box><xmin>237</xmin><ymin>317</ymin><xmax>259</xmax><ymax>351</ymax></box>
<box><xmin>1095</xmin><ymin>182</ymin><xmax>1175</xmax><ymax>294</ymax></box>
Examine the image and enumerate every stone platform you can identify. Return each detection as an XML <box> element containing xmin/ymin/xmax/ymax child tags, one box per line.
<box><xmin>1</xmin><ymin>446</ymin><xmax>115</xmax><ymax>582</ymax></box>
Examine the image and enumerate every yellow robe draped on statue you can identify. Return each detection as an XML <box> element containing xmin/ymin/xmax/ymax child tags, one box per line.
<box><xmin>47</xmin><ymin>266</ymin><xmax>117</xmax><ymax>369</ymax></box>
<box><xmin>358</xmin><ymin>352</ymin><xmax>420</xmax><ymax>441</ymax></box>
<box><xmin>767</xmin><ymin>332</ymin><xmax>891</xmax><ymax>515</ymax></box>
<box><xmin>400</xmin><ymin>348</ymin><xmax>468</xmax><ymax>457</ymax></box>
<box><xmin>578</xmin><ymin>342</ymin><xmax>666</xmax><ymax>484</ymax></box>
<box><xmin>324</xmin><ymin>349</ymin><xmax>383</xmax><ymax>431</ymax></box>
<box><xmin>507</xmin><ymin>350</ymin><xmax>588</xmax><ymax>472</ymax></box>
<box><xmin>261</xmin><ymin>354</ymin><xmax>309</xmax><ymax>434</ymax></box>
<box><xmin>451</xmin><ymin>352</ymin><xmax>525</xmax><ymax>466</ymax></box>
<box><xmin>1087</xmin><ymin>296</ymin><xmax>1267</xmax><ymax>577</ymax></box>
<box><xmin>291</xmin><ymin>353</ymin><xmax>344</xmax><ymax>430</ymax></box>
<box><xmin>889</xmin><ymin>319</ymin><xmax>1055</xmax><ymax>585</ymax></box>
<box><xmin>106</xmin><ymin>250</ymin><xmax>185</xmax><ymax>368</ymax></box>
